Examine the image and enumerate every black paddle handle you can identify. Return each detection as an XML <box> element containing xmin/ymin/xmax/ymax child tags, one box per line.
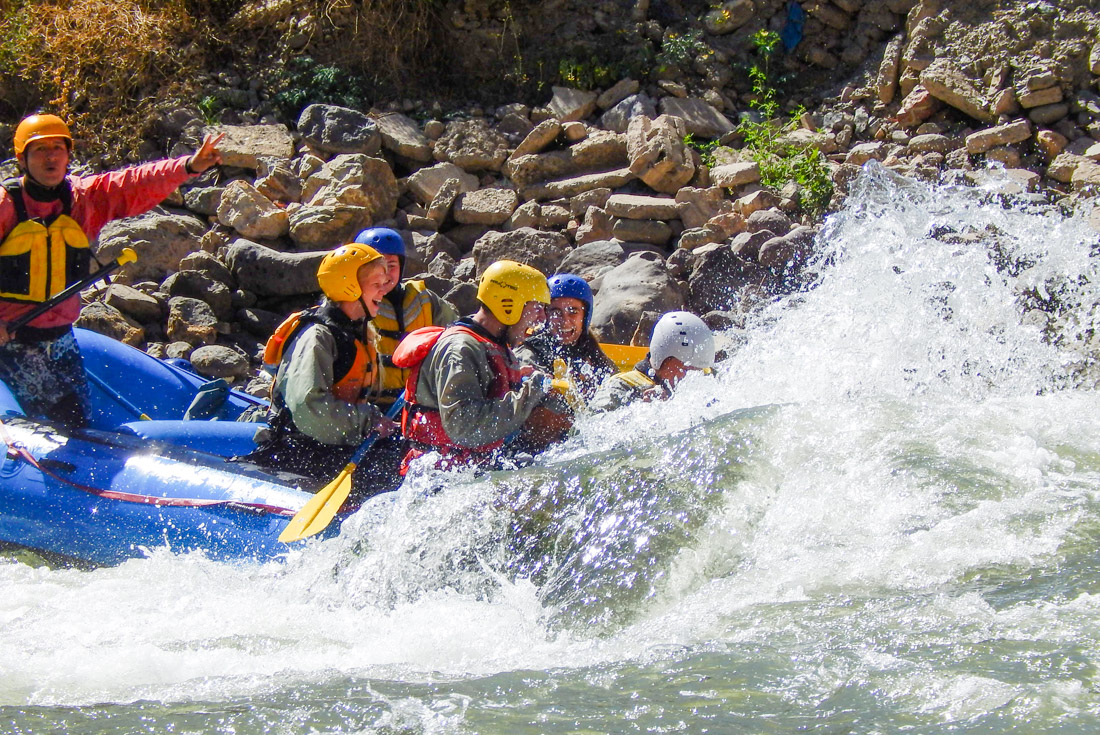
<box><xmin>6</xmin><ymin>260</ymin><xmax>123</xmax><ymax>333</ymax></box>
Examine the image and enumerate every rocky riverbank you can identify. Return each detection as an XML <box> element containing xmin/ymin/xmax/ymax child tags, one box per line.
<box><xmin>14</xmin><ymin>0</ymin><xmax>1100</xmax><ymax>397</ymax></box>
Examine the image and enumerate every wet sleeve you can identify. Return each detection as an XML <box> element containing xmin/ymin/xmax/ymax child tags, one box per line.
<box><xmin>587</xmin><ymin>374</ymin><xmax>637</xmax><ymax>414</ymax></box>
<box><xmin>279</xmin><ymin>325</ymin><xmax>380</xmax><ymax>445</ymax></box>
<box><xmin>429</xmin><ymin>336</ymin><xmax>547</xmax><ymax>448</ymax></box>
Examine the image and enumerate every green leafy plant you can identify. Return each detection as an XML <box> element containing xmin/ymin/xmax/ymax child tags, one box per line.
<box><xmin>557</xmin><ymin>57</ymin><xmax>616</xmax><ymax>91</ymax></box>
<box><xmin>656</xmin><ymin>29</ymin><xmax>705</xmax><ymax>72</ymax></box>
<box><xmin>197</xmin><ymin>94</ymin><xmax>222</xmax><ymax>124</ymax></box>
<box><xmin>684</xmin><ymin>133</ymin><xmax>720</xmax><ymax>168</ymax></box>
<box><xmin>271</xmin><ymin>56</ymin><xmax>367</xmax><ymax>118</ymax></box>
<box><xmin>736</xmin><ymin>30</ymin><xmax>832</xmax><ymax>217</ymax></box>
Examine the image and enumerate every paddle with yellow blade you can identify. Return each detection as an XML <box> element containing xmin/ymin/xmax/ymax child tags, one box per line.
<box><xmin>599</xmin><ymin>342</ymin><xmax>648</xmax><ymax>373</ymax></box>
<box><xmin>8</xmin><ymin>247</ymin><xmax>139</xmax><ymax>333</ymax></box>
<box><xmin>278</xmin><ymin>395</ymin><xmax>405</xmax><ymax>543</ymax></box>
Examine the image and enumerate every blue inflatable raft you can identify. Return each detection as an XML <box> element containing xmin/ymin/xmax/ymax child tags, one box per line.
<box><xmin>0</xmin><ymin>329</ymin><xmax>332</xmax><ymax>566</ymax></box>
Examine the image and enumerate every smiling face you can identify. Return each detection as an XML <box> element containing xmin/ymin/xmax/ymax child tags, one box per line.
<box><xmin>548</xmin><ymin>296</ymin><xmax>586</xmax><ymax>346</ymax></box>
<box><xmin>381</xmin><ymin>254</ymin><xmax>402</xmax><ymax>294</ymax></box>
<box><xmin>20</xmin><ymin>138</ymin><xmax>70</xmax><ymax>188</ymax></box>
<box><xmin>356</xmin><ymin>260</ymin><xmax>390</xmax><ymax>318</ymax></box>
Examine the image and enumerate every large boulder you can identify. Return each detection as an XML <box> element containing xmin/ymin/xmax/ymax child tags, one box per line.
<box><xmin>471</xmin><ymin>227</ymin><xmax>570</xmax><ymax>277</ymax></box>
<box><xmin>301</xmin><ymin>153</ymin><xmax>399</xmax><ymax>222</ymax></box>
<box><xmin>216</xmin><ymin>180</ymin><xmax>290</xmax><ymax>240</ymax></box>
<box><xmin>297</xmin><ymin>104</ymin><xmax>382</xmax><ymax>155</ymax></box>
<box><xmin>405</xmin><ymin>162</ymin><xmax>480</xmax><ymax>204</ymax></box>
<box><xmin>687</xmin><ymin>244</ymin><xmax>767</xmax><ymax>312</ymax></box>
<box><xmin>224</xmin><ymin>239</ymin><xmax>326</xmax><ymax>296</ymax></box>
<box><xmin>209</xmin><ymin>124</ymin><xmax>295</xmax><ymax>170</ymax></box>
<box><xmin>626</xmin><ymin>115</ymin><xmax>695</xmax><ymax>194</ymax></box>
<box><xmin>556</xmin><ymin>239</ymin><xmax>627</xmax><ymax>281</ymax></box>
<box><xmin>160</xmin><ymin>270</ymin><xmax>234</xmax><ymax>321</ymax></box>
<box><xmin>287</xmin><ymin>204</ymin><xmax>373</xmax><ymax>250</ymax></box>
<box><xmin>590</xmin><ymin>254</ymin><xmax>685</xmax><ymax>343</ymax></box>
<box><xmin>373</xmin><ymin>111</ymin><xmax>432</xmax><ymax>162</ymax></box>
<box><xmin>96</xmin><ymin>211</ymin><xmax>208</xmax><ymax>283</ymax></box>
<box><xmin>432</xmin><ymin>119</ymin><xmax>511</xmax><ymax>172</ymax></box>
<box><xmin>75</xmin><ymin>301</ymin><xmax>144</xmax><ymax>346</ymax></box>
<box><xmin>166</xmin><ymin>296</ymin><xmax>219</xmax><ymax>346</ymax></box>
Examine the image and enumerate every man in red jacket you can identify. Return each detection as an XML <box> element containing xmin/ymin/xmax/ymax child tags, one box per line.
<box><xmin>0</xmin><ymin>113</ymin><xmax>223</xmax><ymax>426</ymax></box>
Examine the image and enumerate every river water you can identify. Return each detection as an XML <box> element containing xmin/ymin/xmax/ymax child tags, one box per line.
<box><xmin>3</xmin><ymin>163</ymin><xmax>1100</xmax><ymax>733</ymax></box>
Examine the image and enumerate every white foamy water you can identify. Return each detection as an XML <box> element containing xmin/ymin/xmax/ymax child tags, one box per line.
<box><xmin>3</xmin><ymin>164</ymin><xmax>1100</xmax><ymax>733</ymax></box>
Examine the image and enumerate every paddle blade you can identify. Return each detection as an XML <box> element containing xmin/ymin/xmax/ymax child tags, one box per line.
<box><xmin>278</xmin><ymin>464</ymin><xmax>355</xmax><ymax>543</ymax></box>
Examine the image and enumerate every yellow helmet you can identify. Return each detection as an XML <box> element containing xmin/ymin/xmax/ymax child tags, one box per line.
<box><xmin>476</xmin><ymin>260</ymin><xmax>550</xmax><ymax>325</ymax></box>
<box><xmin>14</xmin><ymin>114</ymin><xmax>72</xmax><ymax>157</ymax></box>
<box><xmin>316</xmin><ymin>243</ymin><xmax>383</xmax><ymax>302</ymax></box>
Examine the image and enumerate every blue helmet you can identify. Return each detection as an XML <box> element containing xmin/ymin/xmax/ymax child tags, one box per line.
<box><xmin>355</xmin><ymin>227</ymin><xmax>405</xmax><ymax>280</ymax></box>
<box><xmin>548</xmin><ymin>273</ymin><xmax>594</xmax><ymax>330</ymax></box>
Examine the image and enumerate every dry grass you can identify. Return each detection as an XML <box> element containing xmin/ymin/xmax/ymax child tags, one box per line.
<box><xmin>0</xmin><ymin>0</ymin><xmax>212</xmax><ymax>159</ymax></box>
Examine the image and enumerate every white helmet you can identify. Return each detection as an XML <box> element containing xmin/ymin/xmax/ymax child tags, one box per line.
<box><xmin>650</xmin><ymin>311</ymin><xmax>715</xmax><ymax>370</ymax></box>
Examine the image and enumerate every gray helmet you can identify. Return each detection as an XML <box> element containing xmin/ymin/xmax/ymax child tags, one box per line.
<box><xmin>650</xmin><ymin>311</ymin><xmax>715</xmax><ymax>370</ymax></box>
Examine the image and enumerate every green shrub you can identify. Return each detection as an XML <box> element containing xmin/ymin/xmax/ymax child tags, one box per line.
<box><xmin>736</xmin><ymin>30</ymin><xmax>833</xmax><ymax>217</ymax></box>
<box><xmin>271</xmin><ymin>57</ymin><xmax>367</xmax><ymax>119</ymax></box>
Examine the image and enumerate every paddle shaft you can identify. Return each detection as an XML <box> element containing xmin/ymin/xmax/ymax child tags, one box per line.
<box><xmin>278</xmin><ymin>395</ymin><xmax>405</xmax><ymax>543</ymax></box>
<box><xmin>86</xmin><ymin>368</ymin><xmax>151</xmax><ymax>421</ymax></box>
<box><xmin>7</xmin><ymin>249</ymin><xmax>136</xmax><ymax>333</ymax></box>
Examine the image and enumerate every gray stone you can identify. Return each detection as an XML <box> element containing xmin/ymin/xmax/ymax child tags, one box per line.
<box><xmin>590</xmin><ymin>254</ymin><xmax>685</xmax><ymax>344</ymax></box>
<box><xmin>548</xmin><ymin>86</ymin><xmax>598</xmax><ymax>122</ymax></box>
<box><xmin>597</xmin><ymin>78</ymin><xmax>640</xmax><ymax>110</ymax></box>
<box><xmin>209</xmin><ymin>124</ymin><xmax>295</xmax><ymax>169</ymax></box>
<box><xmin>406</xmin><ymin>162</ymin><xmax>480</xmax><ymax>204</ymax></box>
<box><xmin>687</xmin><ymin>245</ymin><xmax>766</xmax><ymax>312</ymax></box>
<box><xmin>432</xmin><ymin>119</ymin><xmax>511</xmax><ymax>172</ymax></box>
<box><xmin>1029</xmin><ymin>103</ymin><xmax>1070</xmax><ymax>126</ymax></box>
<box><xmin>189</xmin><ymin>345</ymin><xmax>251</xmax><ymax>380</ymax></box>
<box><xmin>965</xmin><ymin>120</ymin><xmax>1031</xmax><ymax>154</ymax></box>
<box><xmin>556</xmin><ymin>239</ymin><xmax>627</xmax><ymax>280</ymax></box>
<box><xmin>76</xmin><ymin>301</ymin><xmax>144</xmax><ymax>346</ymax></box>
<box><xmin>160</xmin><ymin>270</ymin><xmax>234</xmax><ymax>321</ymax></box>
<box><xmin>373</xmin><ymin>112</ymin><xmax>432</xmax><ymax>162</ymax></box>
<box><xmin>522</xmin><ymin>168</ymin><xmax>636</xmax><ymax>201</ymax></box>
<box><xmin>471</xmin><ymin>227</ymin><xmax>570</xmax><ymax>277</ymax></box>
<box><xmin>96</xmin><ymin>211</ymin><xmax>207</xmax><ymax>283</ymax></box>
<box><xmin>745</xmin><ymin>209</ymin><xmax>792</xmax><ymax>237</ymax></box>
<box><xmin>509</xmin><ymin>120</ymin><xmax>562</xmax><ymax>160</ymax></box>
<box><xmin>702</xmin><ymin>0</ymin><xmax>755</xmax><ymax>34</ymax></box>
<box><xmin>102</xmin><ymin>283</ymin><xmax>163</xmax><ymax>324</ymax></box>
<box><xmin>179</xmin><ymin>251</ymin><xmax>235</xmax><ymax>288</ymax></box>
<box><xmin>287</xmin><ymin>203</ymin><xmax>373</xmax><ymax>250</ymax></box>
<box><xmin>166</xmin><ymin>296</ymin><xmax>219</xmax><ymax>346</ymax></box>
<box><xmin>217</xmin><ymin>180</ymin><xmax>290</xmax><ymax>240</ymax></box>
<box><xmin>301</xmin><ymin>153</ymin><xmax>399</xmax><ymax>222</ymax></box>
<box><xmin>658</xmin><ymin>97</ymin><xmax>736</xmax><ymax>138</ymax></box>
<box><xmin>605</xmin><ymin>194</ymin><xmax>680</xmax><ymax>220</ymax></box>
<box><xmin>919</xmin><ymin>58</ymin><xmax>994</xmax><ymax>123</ymax></box>
<box><xmin>454</xmin><ymin>188</ymin><xmax>519</xmax><ymax>225</ymax></box>
<box><xmin>599</xmin><ymin>93</ymin><xmax>659</xmax><ymax>134</ymax></box>
<box><xmin>224</xmin><ymin>239</ymin><xmax>326</xmax><ymax>296</ymax></box>
<box><xmin>611</xmin><ymin>217</ymin><xmax>672</xmax><ymax>246</ymax></box>
<box><xmin>297</xmin><ymin>104</ymin><xmax>381</xmax><ymax>155</ymax></box>
<box><xmin>626</xmin><ymin>115</ymin><xmax>695</xmax><ymax>194</ymax></box>
<box><xmin>709</xmin><ymin>161</ymin><xmax>761</xmax><ymax>188</ymax></box>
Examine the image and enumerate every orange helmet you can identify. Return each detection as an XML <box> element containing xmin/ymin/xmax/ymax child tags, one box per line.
<box><xmin>14</xmin><ymin>114</ymin><xmax>72</xmax><ymax>158</ymax></box>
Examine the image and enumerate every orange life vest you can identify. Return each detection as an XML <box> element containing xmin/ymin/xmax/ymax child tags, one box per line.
<box><xmin>265</xmin><ymin>305</ymin><xmax>379</xmax><ymax>408</ymax></box>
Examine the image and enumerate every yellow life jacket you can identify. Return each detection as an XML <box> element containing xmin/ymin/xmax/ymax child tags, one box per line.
<box><xmin>614</xmin><ymin>369</ymin><xmax>657</xmax><ymax>392</ymax></box>
<box><xmin>374</xmin><ymin>280</ymin><xmax>437</xmax><ymax>404</ymax></box>
<box><xmin>0</xmin><ymin>181</ymin><xmax>91</xmax><ymax>303</ymax></box>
